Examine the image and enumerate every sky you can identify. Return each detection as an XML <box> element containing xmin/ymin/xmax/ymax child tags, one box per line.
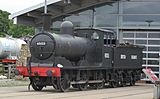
<box><xmin>0</xmin><ymin>0</ymin><xmax>45</xmax><ymax>13</ymax></box>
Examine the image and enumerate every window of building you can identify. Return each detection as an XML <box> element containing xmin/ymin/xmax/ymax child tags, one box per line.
<box><xmin>95</xmin><ymin>15</ymin><xmax>117</xmax><ymax>27</ymax></box>
<box><xmin>148</xmin><ymin>53</ymin><xmax>160</xmax><ymax>58</ymax></box>
<box><xmin>136</xmin><ymin>40</ymin><xmax>147</xmax><ymax>44</ymax></box>
<box><xmin>148</xmin><ymin>33</ymin><xmax>160</xmax><ymax>38</ymax></box>
<box><xmin>123</xmin><ymin>33</ymin><xmax>134</xmax><ymax>38</ymax></box>
<box><xmin>148</xmin><ymin>47</ymin><xmax>160</xmax><ymax>51</ymax></box>
<box><xmin>148</xmin><ymin>40</ymin><xmax>160</xmax><ymax>45</ymax></box>
<box><xmin>136</xmin><ymin>33</ymin><xmax>147</xmax><ymax>38</ymax></box>
<box><xmin>95</xmin><ymin>3</ymin><xmax>118</xmax><ymax>28</ymax></box>
<box><xmin>65</xmin><ymin>10</ymin><xmax>93</xmax><ymax>27</ymax></box>
<box><xmin>122</xmin><ymin>1</ymin><xmax>160</xmax><ymax>27</ymax></box>
<box><xmin>123</xmin><ymin>15</ymin><xmax>160</xmax><ymax>27</ymax></box>
<box><xmin>148</xmin><ymin>60</ymin><xmax>159</xmax><ymax>65</ymax></box>
<box><xmin>52</xmin><ymin>21</ymin><xmax>62</xmax><ymax>29</ymax></box>
<box><xmin>123</xmin><ymin>2</ymin><xmax>160</xmax><ymax>14</ymax></box>
<box><xmin>52</xmin><ymin>21</ymin><xmax>62</xmax><ymax>33</ymax></box>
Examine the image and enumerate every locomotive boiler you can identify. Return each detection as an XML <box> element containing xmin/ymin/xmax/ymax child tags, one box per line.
<box><xmin>15</xmin><ymin>21</ymin><xmax>143</xmax><ymax>92</ymax></box>
<box><xmin>30</xmin><ymin>31</ymin><xmax>89</xmax><ymax>62</ymax></box>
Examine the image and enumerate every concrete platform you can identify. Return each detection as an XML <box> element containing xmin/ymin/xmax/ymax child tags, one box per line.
<box><xmin>0</xmin><ymin>83</ymin><xmax>153</xmax><ymax>99</ymax></box>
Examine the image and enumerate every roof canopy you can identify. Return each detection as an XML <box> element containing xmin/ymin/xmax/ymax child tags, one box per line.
<box><xmin>9</xmin><ymin>0</ymin><xmax>112</xmax><ymax>27</ymax></box>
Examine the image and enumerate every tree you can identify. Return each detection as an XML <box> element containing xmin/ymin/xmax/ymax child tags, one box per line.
<box><xmin>0</xmin><ymin>10</ymin><xmax>10</xmax><ymax>36</ymax></box>
<box><xmin>0</xmin><ymin>10</ymin><xmax>34</xmax><ymax>37</ymax></box>
<box><xmin>8</xmin><ymin>23</ymin><xmax>34</xmax><ymax>37</ymax></box>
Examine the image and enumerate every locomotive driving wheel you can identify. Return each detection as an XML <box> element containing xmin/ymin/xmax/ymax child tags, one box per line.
<box><xmin>31</xmin><ymin>78</ymin><xmax>44</xmax><ymax>91</ymax></box>
<box><xmin>129</xmin><ymin>73</ymin><xmax>135</xmax><ymax>86</ymax></box>
<box><xmin>110</xmin><ymin>81</ymin><xmax>118</xmax><ymax>88</ymax></box>
<box><xmin>57</xmin><ymin>72</ymin><xmax>70</xmax><ymax>92</ymax></box>
<box><xmin>117</xmin><ymin>73</ymin><xmax>124</xmax><ymax>87</ymax></box>
<box><xmin>78</xmin><ymin>72</ymin><xmax>88</xmax><ymax>91</ymax></box>
<box><xmin>32</xmin><ymin>82</ymin><xmax>44</xmax><ymax>91</ymax></box>
<box><xmin>120</xmin><ymin>73</ymin><xmax>127</xmax><ymax>87</ymax></box>
<box><xmin>72</xmin><ymin>84</ymin><xmax>78</xmax><ymax>88</ymax></box>
<box><xmin>129</xmin><ymin>77</ymin><xmax>135</xmax><ymax>86</ymax></box>
<box><xmin>89</xmin><ymin>72</ymin><xmax>104</xmax><ymax>89</ymax></box>
<box><xmin>96</xmin><ymin>72</ymin><xmax>105</xmax><ymax>89</ymax></box>
<box><xmin>109</xmin><ymin>73</ymin><xmax>118</xmax><ymax>88</ymax></box>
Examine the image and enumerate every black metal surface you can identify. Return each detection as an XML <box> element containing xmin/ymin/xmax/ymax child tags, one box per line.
<box><xmin>30</xmin><ymin>25</ymin><xmax>142</xmax><ymax>70</ymax></box>
<box><xmin>28</xmin><ymin>25</ymin><xmax>143</xmax><ymax>91</ymax></box>
<box><xmin>60</xmin><ymin>21</ymin><xmax>74</xmax><ymax>35</ymax></box>
<box><xmin>53</xmin><ymin>34</ymin><xmax>89</xmax><ymax>61</ymax></box>
<box><xmin>42</xmin><ymin>13</ymin><xmax>52</xmax><ymax>31</ymax></box>
<box><xmin>113</xmin><ymin>46</ymin><xmax>143</xmax><ymax>69</ymax></box>
<box><xmin>30</xmin><ymin>33</ymin><xmax>55</xmax><ymax>60</ymax></box>
<box><xmin>30</xmin><ymin>32</ymin><xmax>89</xmax><ymax>62</ymax></box>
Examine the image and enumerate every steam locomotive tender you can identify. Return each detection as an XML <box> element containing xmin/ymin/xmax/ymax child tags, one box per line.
<box><xmin>15</xmin><ymin>21</ymin><xmax>143</xmax><ymax>92</ymax></box>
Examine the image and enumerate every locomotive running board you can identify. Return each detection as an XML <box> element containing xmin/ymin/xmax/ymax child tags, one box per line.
<box><xmin>88</xmin><ymin>80</ymin><xmax>103</xmax><ymax>84</ymax></box>
<box><xmin>71</xmin><ymin>80</ymin><xmax>103</xmax><ymax>84</ymax></box>
<box><xmin>71</xmin><ymin>81</ymin><xmax>86</xmax><ymax>84</ymax></box>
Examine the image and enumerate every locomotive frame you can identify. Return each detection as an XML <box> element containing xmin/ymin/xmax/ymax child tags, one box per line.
<box><xmin>15</xmin><ymin>21</ymin><xmax>143</xmax><ymax>92</ymax></box>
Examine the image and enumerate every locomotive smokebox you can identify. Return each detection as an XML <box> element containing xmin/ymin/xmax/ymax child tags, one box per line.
<box><xmin>60</xmin><ymin>21</ymin><xmax>74</xmax><ymax>35</ymax></box>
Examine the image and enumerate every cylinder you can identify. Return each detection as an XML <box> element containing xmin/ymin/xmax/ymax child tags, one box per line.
<box><xmin>0</xmin><ymin>37</ymin><xmax>26</xmax><ymax>59</ymax></box>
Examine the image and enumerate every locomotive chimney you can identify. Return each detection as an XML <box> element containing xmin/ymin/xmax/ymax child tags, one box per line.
<box><xmin>60</xmin><ymin>21</ymin><xmax>74</xmax><ymax>35</ymax></box>
<box><xmin>42</xmin><ymin>13</ymin><xmax>52</xmax><ymax>31</ymax></box>
<box><xmin>42</xmin><ymin>0</ymin><xmax>51</xmax><ymax>32</ymax></box>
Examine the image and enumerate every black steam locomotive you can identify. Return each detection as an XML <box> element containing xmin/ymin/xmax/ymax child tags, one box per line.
<box><xmin>15</xmin><ymin>21</ymin><xmax>143</xmax><ymax>92</ymax></box>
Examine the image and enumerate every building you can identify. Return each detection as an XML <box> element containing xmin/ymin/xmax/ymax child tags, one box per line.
<box><xmin>10</xmin><ymin>0</ymin><xmax>160</xmax><ymax>79</ymax></box>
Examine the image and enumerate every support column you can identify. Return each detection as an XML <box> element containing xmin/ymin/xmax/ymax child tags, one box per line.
<box><xmin>153</xmin><ymin>83</ymin><xmax>160</xmax><ymax>99</ymax></box>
